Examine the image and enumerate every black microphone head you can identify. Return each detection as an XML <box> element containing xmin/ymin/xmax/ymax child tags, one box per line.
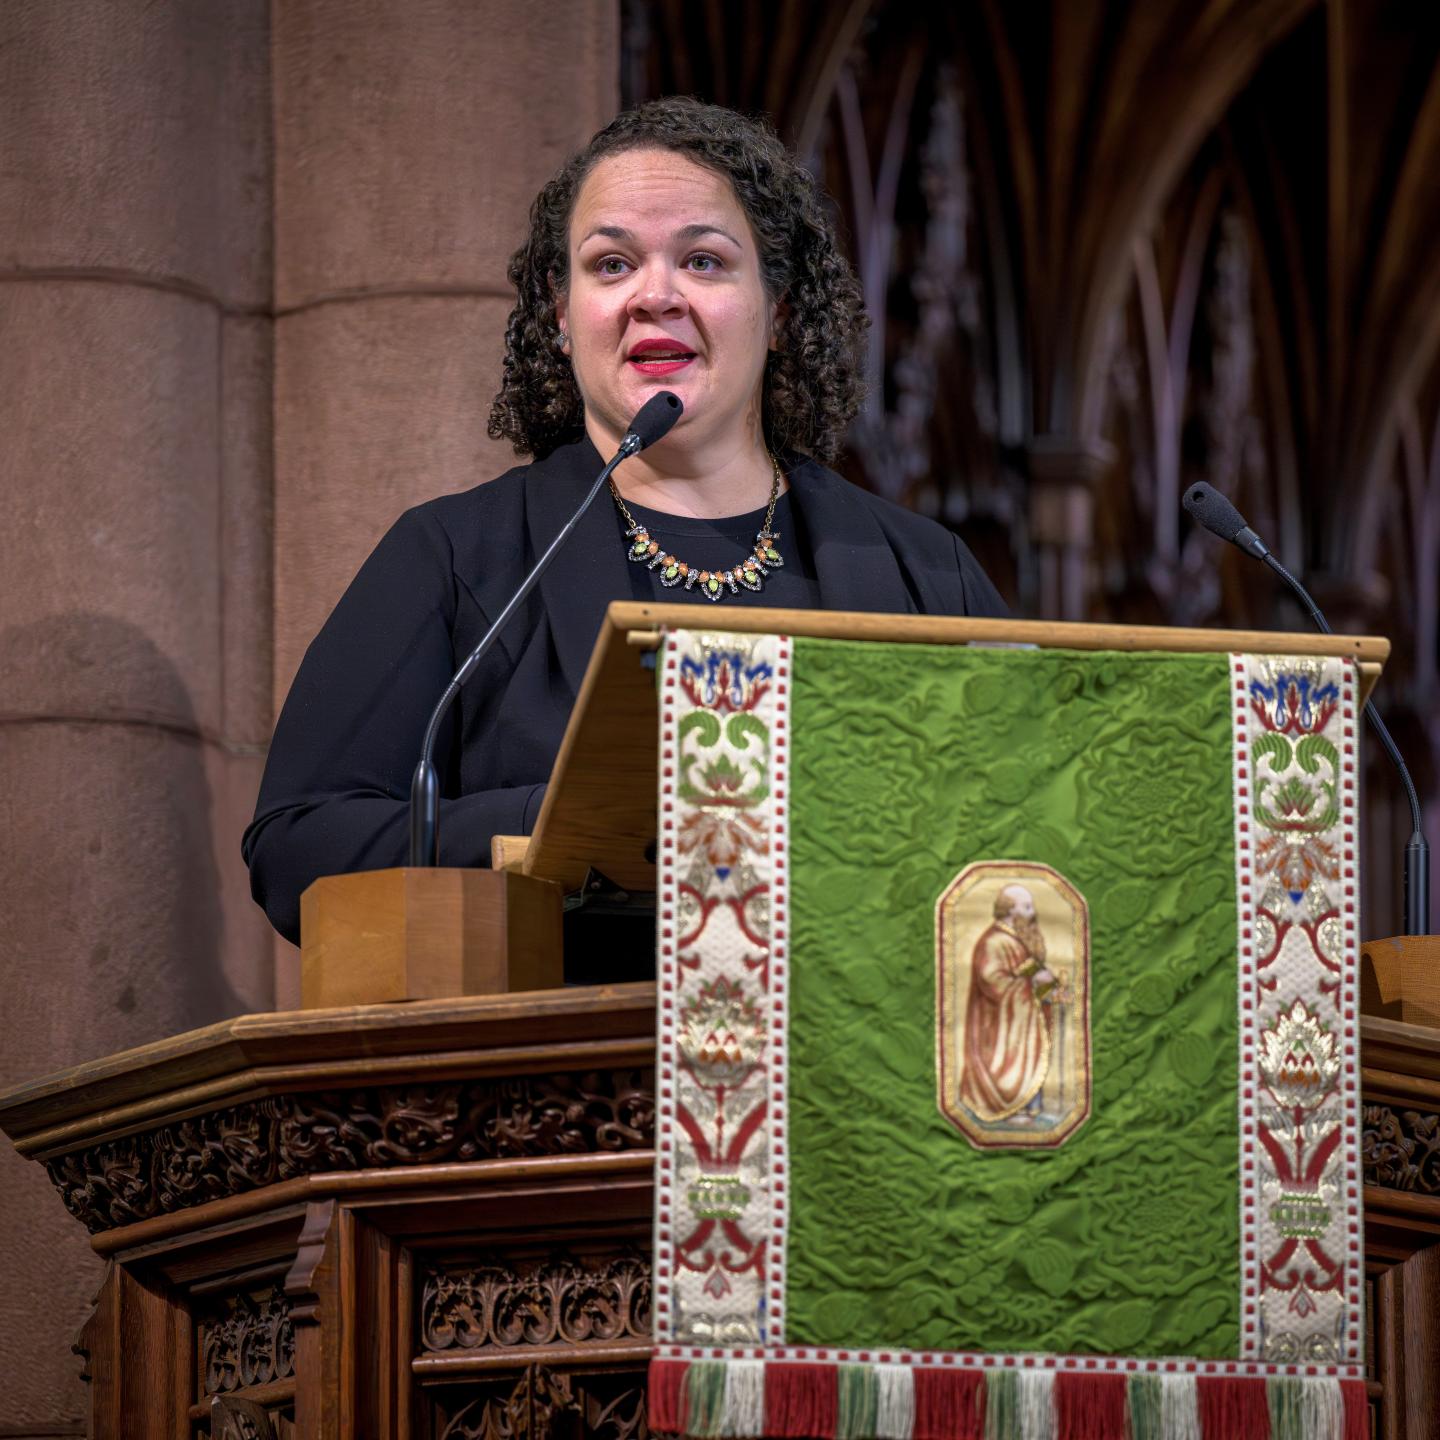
<box><xmin>625</xmin><ymin>391</ymin><xmax>684</xmax><ymax>451</ymax></box>
<box><xmin>1183</xmin><ymin>481</ymin><xmax>1251</xmax><ymax>543</ymax></box>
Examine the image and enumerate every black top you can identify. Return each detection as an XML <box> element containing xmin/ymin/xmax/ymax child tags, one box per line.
<box><xmin>243</xmin><ymin>435</ymin><xmax>1007</xmax><ymax>941</ymax></box>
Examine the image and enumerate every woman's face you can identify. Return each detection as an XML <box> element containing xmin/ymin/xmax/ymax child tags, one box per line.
<box><xmin>556</xmin><ymin>148</ymin><xmax>778</xmax><ymax>458</ymax></box>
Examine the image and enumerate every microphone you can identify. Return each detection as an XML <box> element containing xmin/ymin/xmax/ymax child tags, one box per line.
<box><xmin>1179</xmin><ymin>482</ymin><xmax>1270</xmax><ymax>562</ymax></box>
<box><xmin>408</xmin><ymin>391</ymin><xmax>684</xmax><ymax>867</ymax></box>
<box><xmin>1184</xmin><ymin>481</ymin><xmax>1430</xmax><ymax>934</ymax></box>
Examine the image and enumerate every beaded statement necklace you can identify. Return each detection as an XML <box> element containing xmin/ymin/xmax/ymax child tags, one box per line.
<box><xmin>610</xmin><ymin>451</ymin><xmax>786</xmax><ymax>602</ymax></box>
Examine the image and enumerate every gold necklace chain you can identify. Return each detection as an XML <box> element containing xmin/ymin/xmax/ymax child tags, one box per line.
<box><xmin>610</xmin><ymin>451</ymin><xmax>786</xmax><ymax>601</ymax></box>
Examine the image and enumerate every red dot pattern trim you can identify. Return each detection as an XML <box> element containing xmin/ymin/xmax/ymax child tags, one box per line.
<box><xmin>1230</xmin><ymin>654</ymin><xmax>1261</xmax><ymax>1353</ymax></box>
<box><xmin>767</xmin><ymin>634</ymin><xmax>793</xmax><ymax>1340</ymax></box>
<box><xmin>1338</xmin><ymin>660</ymin><xmax>1364</xmax><ymax>1361</ymax></box>
<box><xmin>653</xmin><ymin>633</ymin><xmax>681</xmax><ymax>1338</ymax></box>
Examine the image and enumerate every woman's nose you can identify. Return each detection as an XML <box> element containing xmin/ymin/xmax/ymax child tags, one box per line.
<box><xmin>628</xmin><ymin>262</ymin><xmax>688</xmax><ymax>319</ymax></box>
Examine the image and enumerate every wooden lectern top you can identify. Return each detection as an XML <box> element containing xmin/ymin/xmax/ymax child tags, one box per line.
<box><xmin>521</xmin><ymin>602</ymin><xmax>1389</xmax><ymax>894</ymax></box>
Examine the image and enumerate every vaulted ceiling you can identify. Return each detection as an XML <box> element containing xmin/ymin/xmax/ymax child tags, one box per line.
<box><xmin>624</xmin><ymin>0</ymin><xmax>1440</xmax><ymax>932</ymax></box>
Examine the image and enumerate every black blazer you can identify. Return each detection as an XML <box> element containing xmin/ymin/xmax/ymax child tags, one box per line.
<box><xmin>243</xmin><ymin>436</ymin><xmax>1007</xmax><ymax>940</ymax></box>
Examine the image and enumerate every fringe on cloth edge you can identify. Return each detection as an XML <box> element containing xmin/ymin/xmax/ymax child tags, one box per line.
<box><xmin>648</xmin><ymin>1358</ymin><xmax>1367</xmax><ymax>1440</ymax></box>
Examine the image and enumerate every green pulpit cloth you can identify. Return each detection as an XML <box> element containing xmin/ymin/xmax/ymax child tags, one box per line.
<box><xmin>649</xmin><ymin>632</ymin><xmax>1366</xmax><ymax>1440</ymax></box>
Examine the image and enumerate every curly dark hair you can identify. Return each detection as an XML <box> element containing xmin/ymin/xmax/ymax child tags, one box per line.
<box><xmin>486</xmin><ymin>96</ymin><xmax>867</xmax><ymax>463</ymax></box>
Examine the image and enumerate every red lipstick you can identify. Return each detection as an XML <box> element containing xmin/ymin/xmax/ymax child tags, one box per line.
<box><xmin>628</xmin><ymin>338</ymin><xmax>696</xmax><ymax>375</ymax></box>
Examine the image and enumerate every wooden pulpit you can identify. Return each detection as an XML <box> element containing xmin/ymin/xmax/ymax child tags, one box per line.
<box><xmin>1</xmin><ymin>605</ymin><xmax>1436</xmax><ymax>1439</ymax></box>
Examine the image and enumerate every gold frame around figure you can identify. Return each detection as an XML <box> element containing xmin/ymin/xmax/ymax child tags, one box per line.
<box><xmin>935</xmin><ymin>860</ymin><xmax>1092</xmax><ymax>1151</ymax></box>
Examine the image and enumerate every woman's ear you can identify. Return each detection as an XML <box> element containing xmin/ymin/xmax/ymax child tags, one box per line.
<box><xmin>550</xmin><ymin>268</ymin><xmax>569</xmax><ymax>339</ymax></box>
<box><xmin>769</xmin><ymin>297</ymin><xmax>790</xmax><ymax>351</ymax></box>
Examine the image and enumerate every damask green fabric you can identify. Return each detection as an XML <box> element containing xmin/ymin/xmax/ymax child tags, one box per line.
<box><xmin>785</xmin><ymin>642</ymin><xmax>1239</xmax><ymax>1357</ymax></box>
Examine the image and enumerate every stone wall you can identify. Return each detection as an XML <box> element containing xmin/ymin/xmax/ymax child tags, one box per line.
<box><xmin>0</xmin><ymin>2</ymin><xmax>618</xmax><ymax>1428</ymax></box>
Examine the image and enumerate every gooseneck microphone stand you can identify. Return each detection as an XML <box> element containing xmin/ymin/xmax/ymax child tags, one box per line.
<box><xmin>408</xmin><ymin>391</ymin><xmax>684</xmax><ymax>867</ymax></box>
<box><xmin>1183</xmin><ymin>481</ymin><xmax>1430</xmax><ymax>935</ymax></box>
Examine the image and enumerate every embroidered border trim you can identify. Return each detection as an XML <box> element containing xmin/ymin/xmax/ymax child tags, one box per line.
<box><xmin>1230</xmin><ymin>654</ymin><xmax>1262</xmax><ymax>1354</ymax></box>
<box><xmin>654</xmin><ymin>635</ymin><xmax>683</xmax><ymax>1341</ymax></box>
<box><xmin>1233</xmin><ymin>653</ymin><xmax>1363</xmax><ymax>1366</ymax></box>
<box><xmin>656</xmin><ymin>629</ymin><xmax>789</xmax><ymax>1346</ymax></box>
<box><xmin>767</xmin><ymin>635</ymin><xmax>793</xmax><ymax>1340</ymax></box>
<box><xmin>1338</xmin><ymin>661</ymin><xmax>1364</xmax><ymax>1364</ymax></box>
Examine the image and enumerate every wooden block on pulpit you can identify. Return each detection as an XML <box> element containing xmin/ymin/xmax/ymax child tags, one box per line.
<box><xmin>1361</xmin><ymin>933</ymin><xmax>1440</xmax><ymax>1028</ymax></box>
<box><xmin>490</xmin><ymin>834</ymin><xmax>531</xmax><ymax>871</ymax></box>
<box><xmin>299</xmin><ymin>867</ymin><xmax>562</xmax><ymax>1009</ymax></box>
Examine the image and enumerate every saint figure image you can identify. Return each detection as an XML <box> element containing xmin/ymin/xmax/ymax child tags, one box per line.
<box><xmin>959</xmin><ymin>883</ymin><xmax>1062</xmax><ymax>1123</ymax></box>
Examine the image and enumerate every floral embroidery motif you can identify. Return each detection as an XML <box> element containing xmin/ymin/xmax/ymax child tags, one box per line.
<box><xmin>678</xmin><ymin>646</ymin><xmax>774</xmax><ymax>712</ymax></box>
<box><xmin>1259</xmin><ymin>998</ymin><xmax>1342</xmax><ymax>1111</ymax></box>
<box><xmin>678</xmin><ymin>977</ymin><xmax>765</xmax><ymax>1088</ymax></box>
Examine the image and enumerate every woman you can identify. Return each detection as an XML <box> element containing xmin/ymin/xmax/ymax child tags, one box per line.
<box><xmin>244</xmin><ymin>97</ymin><xmax>1005</xmax><ymax>943</ymax></box>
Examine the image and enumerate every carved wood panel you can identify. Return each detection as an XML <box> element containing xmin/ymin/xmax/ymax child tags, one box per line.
<box><xmin>1363</xmin><ymin>1104</ymin><xmax>1440</xmax><ymax>1195</ymax></box>
<box><xmin>422</xmin><ymin>1248</ymin><xmax>651</xmax><ymax>1353</ymax></box>
<box><xmin>45</xmin><ymin>1068</ymin><xmax>655</xmax><ymax>1232</ymax></box>
<box><xmin>199</xmin><ymin>1285</ymin><xmax>296</xmax><ymax>1395</ymax></box>
<box><xmin>429</xmin><ymin>1366</ymin><xmax>648</xmax><ymax>1440</ymax></box>
<box><xmin>210</xmin><ymin>1394</ymin><xmax>296</xmax><ymax>1440</ymax></box>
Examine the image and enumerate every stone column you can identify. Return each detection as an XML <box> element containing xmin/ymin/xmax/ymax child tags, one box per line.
<box><xmin>0</xmin><ymin>3</ymin><xmax>620</xmax><ymax>1423</ymax></box>
<box><xmin>1026</xmin><ymin>436</ymin><xmax>1116</xmax><ymax>620</ymax></box>
<box><xmin>0</xmin><ymin>2</ymin><xmax>274</xmax><ymax>1429</ymax></box>
<box><xmin>270</xmin><ymin>0</ymin><xmax>620</xmax><ymax>1005</ymax></box>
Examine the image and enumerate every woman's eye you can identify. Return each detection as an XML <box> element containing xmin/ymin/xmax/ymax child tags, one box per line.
<box><xmin>596</xmin><ymin>256</ymin><xmax>630</xmax><ymax>276</ymax></box>
<box><xmin>688</xmin><ymin>253</ymin><xmax>722</xmax><ymax>272</ymax></box>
